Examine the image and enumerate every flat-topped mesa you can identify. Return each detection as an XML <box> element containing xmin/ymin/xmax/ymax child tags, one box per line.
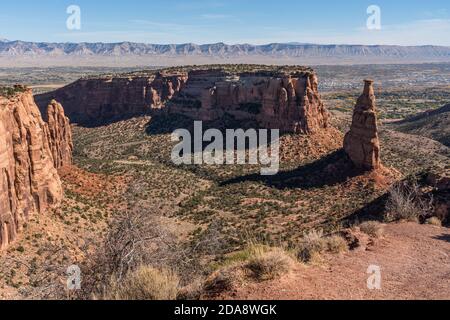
<box><xmin>169</xmin><ymin>68</ymin><xmax>329</xmax><ymax>134</ymax></box>
<box><xmin>45</xmin><ymin>100</ymin><xmax>73</xmax><ymax>169</ymax></box>
<box><xmin>0</xmin><ymin>88</ymin><xmax>63</xmax><ymax>250</ymax></box>
<box><xmin>344</xmin><ymin>80</ymin><xmax>381</xmax><ymax>170</ymax></box>
<box><xmin>35</xmin><ymin>65</ymin><xmax>329</xmax><ymax>133</ymax></box>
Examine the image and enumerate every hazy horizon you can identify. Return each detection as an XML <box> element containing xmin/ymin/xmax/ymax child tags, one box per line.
<box><xmin>1</xmin><ymin>0</ymin><xmax>449</xmax><ymax>46</ymax></box>
<box><xmin>2</xmin><ymin>39</ymin><xmax>450</xmax><ymax>47</ymax></box>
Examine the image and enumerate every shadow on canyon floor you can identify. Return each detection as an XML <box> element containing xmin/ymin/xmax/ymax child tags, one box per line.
<box><xmin>341</xmin><ymin>192</ymin><xmax>390</xmax><ymax>225</ymax></box>
<box><xmin>433</xmin><ymin>233</ymin><xmax>450</xmax><ymax>243</ymax></box>
<box><xmin>219</xmin><ymin>149</ymin><xmax>364</xmax><ymax>190</ymax></box>
<box><xmin>145</xmin><ymin>113</ymin><xmax>262</xmax><ymax>136</ymax></box>
<box><xmin>146</xmin><ymin>112</ymin><xmax>196</xmax><ymax>135</ymax></box>
<box><xmin>76</xmin><ymin>114</ymin><xmax>145</xmax><ymax>128</ymax></box>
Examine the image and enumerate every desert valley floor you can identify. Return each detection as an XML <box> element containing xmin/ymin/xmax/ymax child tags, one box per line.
<box><xmin>0</xmin><ymin>64</ymin><xmax>448</xmax><ymax>300</ymax></box>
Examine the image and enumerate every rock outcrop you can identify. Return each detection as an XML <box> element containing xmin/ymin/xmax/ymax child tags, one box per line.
<box><xmin>35</xmin><ymin>71</ymin><xmax>188</xmax><ymax>125</ymax></box>
<box><xmin>344</xmin><ymin>80</ymin><xmax>381</xmax><ymax>170</ymax></box>
<box><xmin>45</xmin><ymin>100</ymin><xmax>73</xmax><ymax>168</ymax></box>
<box><xmin>0</xmin><ymin>88</ymin><xmax>64</xmax><ymax>250</ymax></box>
<box><xmin>35</xmin><ymin>66</ymin><xmax>329</xmax><ymax>134</ymax></box>
<box><xmin>169</xmin><ymin>68</ymin><xmax>329</xmax><ymax>134</ymax></box>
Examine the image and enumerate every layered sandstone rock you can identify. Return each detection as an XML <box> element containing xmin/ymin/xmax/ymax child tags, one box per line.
<box><xmin>170</xmin><ymin>69</ymin><xmax>329</xmax><ymax>133</ymax></box>
<box><xmin>344</xmin><ymin>80</ymin><xmax>381</xmax><ymax>170</ymax></box>
<box><xmin>0</xmin><ymin>88</ymin><xmax>63</xmax><ymax>250</ymax></box>
<box><xmin>35</xmin><ymin>72</ymin><xmax>188</xmax><ymax>124</ymax></box>
<box><xmin>35</xmin><ymin>66</ymin><xmax>329</xmax><ymax>134</ymax></box>
<box><xmin>45</xmin><ymin>100</ymin><xmax>73</xmax><ymax>169</ymax></box>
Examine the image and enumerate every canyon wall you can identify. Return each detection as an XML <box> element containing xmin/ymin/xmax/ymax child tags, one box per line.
<box><xmin>168</xmin><ymin>69</ymin><xmax>329</xmax><ymax>134</ymax></box>
<box><xmin>0</xmin><ymin>88</ymin><xmax>69</xmax><ymax>250</ymax></box>
<box><xmin>35</xmin><ymin>72</ymin><xmax>188</xmax><ymax>125</ymax></box>
<box><xmin>36</xmin><ymin>66</ymin><xmax>329</xmax><ymax>134</ymax></box>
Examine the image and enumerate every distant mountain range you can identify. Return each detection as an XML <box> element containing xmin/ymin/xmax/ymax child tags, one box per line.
<box><xmin>1</xmin><ymin>40</ymin><xmax>450</xmax><ymax>66</ymax></box>
<box><xmin>1</xmin><ymin>40</ymin><xmax>450</xmax><ymax>58</ymax></box>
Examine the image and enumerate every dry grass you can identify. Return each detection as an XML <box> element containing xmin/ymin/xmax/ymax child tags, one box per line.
<box><xmin>102</xmin><ymin>266</ymin><xmax>179</xmax><ymax>300</ymax></box>
<box><xmin>245</xmin><ymin>248</ymin><xmax>293</xmax><ymax>281</ymax></box>
<box><xmin>177</xmin><ymin>279</ymin><xmax>204</xmax><ymax>300</ymax></box>
<box><xmin>425</xmin><ymin>217</ymin><xmax>442</xmax><ymax>227</ymax></box>
<box><xmin>203</xmin><ymin>267</ymin><xmax>241</xmax><ymax>295</ymax></box>
<box><xmin>203</xmin><ymin>244</ymin><xmax>294</xmax><ymax>296</ymax></box>
<box><xmin>359</xmin><ymin>221</ymin><xmax>384</xmax><ymax>238</ymax></box>
<box><xmin>297</xmin><ymin>230</ymin><xmax>327</xmax><ymax>263</ymax></box>
<box><xmin>297</xmin><ymin>230</ymin><xmax>348</xmax><ymax>262</ymax></box>
<box><xmin>325</xmin><ymin>235</ymin><xmax>349</xmax><ymax>254</ymax></box>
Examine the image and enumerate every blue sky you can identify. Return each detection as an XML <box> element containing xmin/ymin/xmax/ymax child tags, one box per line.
<box><xmin>1</xmin><ymin>0</ymin><xmax>449</xmax><ymax>45</ymax></box>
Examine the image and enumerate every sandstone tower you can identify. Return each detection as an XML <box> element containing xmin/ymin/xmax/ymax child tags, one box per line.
<box><xmin>344</xmin><ymin>80</ymin><xmax>381</xmax><ymax>170</ymax></box>
<box><xmin>45</xmin><ymin>100</ymin><xmax>73</xmax><ymax>169</ymax></box>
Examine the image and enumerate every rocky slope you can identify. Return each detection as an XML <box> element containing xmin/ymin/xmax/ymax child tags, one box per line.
<box><xmin>0</xmin><ymin>87</ymin><xmax>71</xmax><ymax>250</ymax></box>
<box><xmin>36</xmin><ymin>65</ymin><xmax>329</xmax><ymax>133</ymax></box>
<box><xmin>344</xmin><ymin>80</ymin><xmax>381</xmax><ymax>170</ymax></box>
<box><xmin>391</xmin><ymin>104</ymin><xmax>450</xmax><ymax>147</ymax></box>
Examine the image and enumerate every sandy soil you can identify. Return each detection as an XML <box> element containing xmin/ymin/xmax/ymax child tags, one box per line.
<box><xmin>221</xmin><ymin>223</ymin><xmax>450</xmax><ymax>300</ymax></box>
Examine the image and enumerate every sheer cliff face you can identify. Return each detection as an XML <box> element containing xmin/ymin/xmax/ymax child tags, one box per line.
<box><xmin>45</xmin><ymin>100</ymin><xmax>73</xmax><ymax>169</ymax></box>
<box><xmin>0</xmin><ymin>90</ymin><xmax>64</xmax><ymax>250</ymax></box>
<box><xmin>170</xmin><ymin>70</ymin><xmax>329</xmax><ymax>134</ymax></box>
<box><xmin>344</xmin><ymin>80</ymin><xmax>381</xmax><ymax>170</ymax></box>
<box><xmin>35</xmin><ymin>68</ymin><xmax>329</xmax><ymax>134</ymax></box>
<box><xmin>35</xmin><ymin>72</ymin><xmax>189</xmax><ymax>125</ymax></box>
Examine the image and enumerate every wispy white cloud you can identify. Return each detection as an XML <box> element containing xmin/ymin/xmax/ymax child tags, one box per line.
<box><xmin>200</xmin><ymin>13</ymin><xmax>232</xmax><ymax>20</ymax></box>
<box><xmin>129</xmin><ymin>19</ymin><xmax>197</xmax><ymax>31</ymax></box>
<box><xmin>236</xmin><ymin>19</ymin><xmax>450</xmax><ymax>46</ymax></box>
<box><xmin>174</xmin><ymin>0</ymin><xmax>225</xmax><ymax>11</ymax></box>
<box><xmin>423</xmin><ymin>8</ymin><xmax>448</xmax><ymax>18</ymax></box>
<box><xmin>54</xmin><ymin>18</ymin><xmax>450</xmax><ymax>46</ymax></box>
<box><xmin>54</xmin><ymin>31</ymin><xmax>173</xmax><ymax>43</ymax></box>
